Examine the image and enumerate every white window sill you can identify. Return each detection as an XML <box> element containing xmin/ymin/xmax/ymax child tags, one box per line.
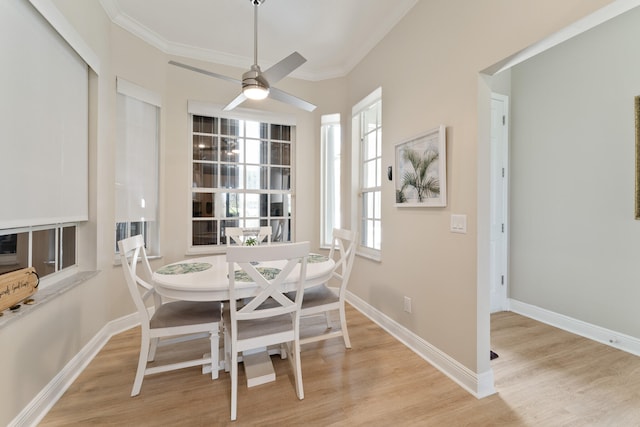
<box><xmin>113</xmin><ymin>254</ymin><xmax>162</xmax><ymax>267</ymax></box>
<box><xmin>356</xmin><ymin>249</ymin><xmax>382</xmax><ymax>263</ymax></box>
<box><xmin>0</xmin><ymin>270</ymin><xmax>99</xmax><ymax>330</ymax></box>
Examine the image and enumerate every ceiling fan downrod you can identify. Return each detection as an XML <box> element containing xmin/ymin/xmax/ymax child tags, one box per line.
<box><xmin>252</xmin><ymin>0</ymin><xmax>261</xmax><ymax>66</ymax></box>
<box><xmin>243</xmin><ymin>0</ymin><xmax>269</xmax><ymax>99</ymax></box>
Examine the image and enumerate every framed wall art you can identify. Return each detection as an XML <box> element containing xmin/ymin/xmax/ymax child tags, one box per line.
<box><xmin>395</xmin><ymin>125</ymin><xmax>447</xmax><ymax>207</ymax></box>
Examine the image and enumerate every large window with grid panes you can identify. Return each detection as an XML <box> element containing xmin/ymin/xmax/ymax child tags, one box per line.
<box><xmin>191</xmin><ymin>115</ymin><xmax>294</xmax><ymax>248</ymax></box>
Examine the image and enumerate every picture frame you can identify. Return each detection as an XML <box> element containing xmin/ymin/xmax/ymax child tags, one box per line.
<box><xmin>635</xmin><ymin>95</ymin><xmax>640</xmax><ymax>219</ymax></box>
<box><xmin>395</xmin><ymin>125</ymin><xmax>447</xmax><ymax>207</ymax></box>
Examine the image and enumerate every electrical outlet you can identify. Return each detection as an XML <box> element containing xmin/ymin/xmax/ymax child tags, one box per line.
<box><xmin>403</xmin><ymin>296</ymin><xmax>412</xmax><ymax>313</ymax></box>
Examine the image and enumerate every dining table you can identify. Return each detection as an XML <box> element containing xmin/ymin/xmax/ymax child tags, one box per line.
<box><xmin>152</xmin><ymin>251</ymin><xmax>335</xmax><ymax>387</ymax></box>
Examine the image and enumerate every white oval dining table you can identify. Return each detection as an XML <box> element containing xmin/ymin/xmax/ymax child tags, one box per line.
<box><xmin>152</xmin><ymin>253</ymin><xmax>335</xmax><ymax>302</ymax></box>
<box><xmin>151</xmin><ymin>252</ymin><xmax>335</xmax><ymax>388</ymax></box>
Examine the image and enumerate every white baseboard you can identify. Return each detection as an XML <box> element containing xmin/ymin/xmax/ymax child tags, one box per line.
<box><xmin>14</xmin><ymin>295</ymin><xmax>637</xmax><ymax>425</ymax></box>
<box><xmin>13</xmin><ymin>293</ymin><xmax>505</xmax><ymax>427</ymax></box>
<box><xmin>346</xmin><ymin>291</ymin><xmax>495</xmax><ymax>398</ymax></box>
<box><xmin>9</xmin><ymin>313</ymin><xmax>140</xmax><ymax>427</ymax></box>
<box><xmin>509</xmin><ymin>299</ymin><xmax>640</xmax><ymax>357</ymax></box>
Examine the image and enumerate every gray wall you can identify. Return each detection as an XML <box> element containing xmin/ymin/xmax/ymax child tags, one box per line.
<box><xmin>509</xmin><ymin>7</ymin><xmax>640</xmax><ymax>337</ymax></box>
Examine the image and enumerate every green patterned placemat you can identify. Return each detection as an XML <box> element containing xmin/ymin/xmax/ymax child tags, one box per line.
<box><xmin>307</xmin><ymin>253</ymin><xmax>329</xmax><ymax>263</ymax></box>
<box><xmin>233</xmin><ymin>267</ymin><xmax>282</xmax><ymax>282</ymax></box>
<box><xmin>156</xmin><ymin>262</ymin><xmax>212</xmax><ymax>275</ymax></box>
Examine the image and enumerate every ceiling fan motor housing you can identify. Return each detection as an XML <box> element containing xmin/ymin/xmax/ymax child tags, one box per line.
<box><xmin>242</xmin><ymin>65</ymin><xmax>270</xmax><ymax>92</ymax></box>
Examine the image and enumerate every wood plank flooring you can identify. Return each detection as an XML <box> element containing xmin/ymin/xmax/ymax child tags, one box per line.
<box><xmin>40</xmin><ymin>307</ymin><xmax>640</xmax><ymax>426</ymax></box>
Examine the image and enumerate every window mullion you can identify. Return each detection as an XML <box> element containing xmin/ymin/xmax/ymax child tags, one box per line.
<box><xmin>190</xmin><ymin>115</ymin><xmax>294</xmax><ymax>248</ymax></box>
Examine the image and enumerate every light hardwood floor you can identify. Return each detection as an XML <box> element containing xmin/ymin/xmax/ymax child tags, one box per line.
<box><xmin>40</xmin><ymin>306</ymin><xmax>640</xmax><ymax>426</ymax></box>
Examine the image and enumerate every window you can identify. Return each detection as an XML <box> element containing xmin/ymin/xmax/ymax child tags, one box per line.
<box><xmin>320</xmin><ymin>114</ymin><xmax>341</xmax><ymax>248</ymax></box>
<box><xmin>191</xmin><ymin>114</ymin><xmax>294</xmax><ymax>249</ymax></box>
<box><xmin>352</xmin><ymin>88</ymin><xmax>382</xmax><ymax>258</ymax></box>
<box><xmin>0</xmin><ymin>224</ymin><xmax>77</xmax><ymax>282</ymax></box>
<box><xmin>0</xmin><ymin>0</ymin><xmax>90</xmax><ymax>286</ymax></box>
<box><xmin>1</xmin><ymin>0</ymin><xmax>88</xmax><ymax>230</ymax></box>
<box><xmin>115</xmin><ymin>78</ymin><xmax>160</xmax><ymax>256</ymax></box>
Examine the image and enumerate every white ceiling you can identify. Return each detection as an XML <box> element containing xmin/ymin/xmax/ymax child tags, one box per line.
<box><xmin>99</xmin><ymin>0</ymin><xmax>418</xmax><ymax>81</ymax></box>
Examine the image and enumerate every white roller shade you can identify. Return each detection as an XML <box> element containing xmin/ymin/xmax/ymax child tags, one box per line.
<box><xmin>0</xmin><ymin>0</ymin><xmax>88</xmax><ymax>229</ymax></box>
<box><xmin>116</xmin><ymin>79</ymin><xmax>160</xmax><ymax>223</ymax></box>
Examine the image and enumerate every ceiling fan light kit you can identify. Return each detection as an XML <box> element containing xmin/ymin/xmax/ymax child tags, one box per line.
<box><xmin>242</xmin><ymin>65</ymin><xmax>270</xmax><ymax>100</ymax></box>
<box><xmin>168</xmin><ymin>0</ymin><xmax>316</xmax><ymax>112</ymax></box>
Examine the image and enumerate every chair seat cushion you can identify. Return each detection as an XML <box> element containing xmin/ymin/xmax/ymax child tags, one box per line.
<box><xmin>238</xmin><ymin>314</ymin><xmax>294</xmax><ymax>340</ymax></box>
<box><xmin>289</xmin><ymin>284</ymin><xmax>339</xmax><ymax>309</ymax></box>
<box><xmin>223</xmin><ymin>309</ymin><xmax>294</xmax><ymax>340</ymax></box>
<box><xmin>150</xmin><ymin>300</ymin><xmax>221</xmax><ymax>329</ymax></box>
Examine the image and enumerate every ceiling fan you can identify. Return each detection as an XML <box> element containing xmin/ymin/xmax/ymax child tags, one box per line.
<box><xmin>169</xmin><ymin>0</ymin><xmax>316</xmax><ymax>112</ymax></box>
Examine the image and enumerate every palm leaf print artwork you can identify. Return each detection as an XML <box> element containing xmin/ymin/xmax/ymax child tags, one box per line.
<box><xmin>399</xmin><ymin>148</ymin><xmax>440</xmax><ymax>202</ymax></box>
<box><xmin>395</xmin><ymin>125</ymin><xmax>447</xmax><ymax>207</ymax></box>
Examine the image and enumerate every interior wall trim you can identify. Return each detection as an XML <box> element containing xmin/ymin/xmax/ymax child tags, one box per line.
<box><xmin>8</xmin><ymin>313</ymin><xmax>140</xmax><ymax>427</ymax></box>
<box><xmin>509</xmin><ymin>299</ymin><xmax>640</xmax><ymax>357</ymax></box>
<box><xmin>346</xmin><ymin>291</ymin><xmax>496</xmax><ymax>399</ymax></box>
<box><xmin>11</xmin><ymin>291</ymin><xmax>505</xmax><ymax>426</ymax></box>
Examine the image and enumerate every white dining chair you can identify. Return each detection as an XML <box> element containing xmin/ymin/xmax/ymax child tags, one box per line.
<box><xmin>118</xmin><ymin>235</ymin><xmax>222</xmax><ymax>396</ymax></box>
<box><xmin>225</xmin><ymin>226</ymin><xmax>272</xmax><ymax>246</ymax></box>
<box><xmin>224</xmin><ymin>241</ymin><xmax>309</xmax><ymax>421</ymax></box>
<box><xmin>296</xmin><ymin>228</ymin><xmax>357</xmax><ymax>348</ymax></box>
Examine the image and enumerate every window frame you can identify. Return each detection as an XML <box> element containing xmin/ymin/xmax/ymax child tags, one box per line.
<box><xmin>0</xmin><ymin>223</ymin><xmax>78</xmax><ymax>289</ymax></box>
<box><xmin>114</xmin><ymin>78</ymin><xmax>161</xmax><ymax>258</ymax></box>
<box><xmin>320</xmin><ymin>113</ymin><xmax>341</xmax><ymax>249</ymax></box>
<box><xmin>188</xmin><ymin>112</ymin><xmax>296</xmax><ymax>253</ymax></box>
<box><xmin>352</xmin><ymin>87</ymin><xmax>383</xmax><ymax>261</ymax></box>
<box><xmin>0</xmin><ymin>0</ymin><xmax>96</xmax><ymax>292</ymax></box>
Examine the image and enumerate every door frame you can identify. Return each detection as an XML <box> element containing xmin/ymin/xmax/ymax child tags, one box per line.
<box><xmin>490</xmin><ymin>93</ymin><xmax>509</xmax><ymax>313</ymax></box>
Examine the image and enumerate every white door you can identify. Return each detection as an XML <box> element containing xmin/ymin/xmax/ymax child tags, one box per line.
<box><xmin>490</xmin><ymin>93</ymin><xmax>508</xmax><ymax>312</ymax></box>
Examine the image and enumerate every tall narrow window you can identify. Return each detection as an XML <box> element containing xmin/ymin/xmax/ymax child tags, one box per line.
<box><xmin>190</xmin><ymin>113</ymin><xmax>295</xmax><ymax>249</ymax></box>
<box><xmin>352</xmin><ymin>88</ymin><xmax>382</xmax><ymax>258</ymax></box>
<box><xmin>115</xmin><ymin>78</ymin><xmax>160</xmax><ymax>256</ymax></box>
<box><xmin>321</xmin><ymin>114</ymin><xmax>341</xmax><ymax>248</ymax></box>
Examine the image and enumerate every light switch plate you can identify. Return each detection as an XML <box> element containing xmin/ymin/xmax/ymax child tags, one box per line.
<box><xmin>450</xmin><ymin>214</ymin><xmax>467</xmax><ymax>234</ymax></box>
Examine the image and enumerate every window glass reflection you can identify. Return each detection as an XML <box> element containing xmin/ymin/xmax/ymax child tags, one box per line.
<box><xmin>33</xmin><ymin>229</ymin><xmax>55</xmax><ymax>277</ymax></box>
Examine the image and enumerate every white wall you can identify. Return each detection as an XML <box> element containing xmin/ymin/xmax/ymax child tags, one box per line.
<box><xmin>509</xmin><ymin>6</ymin><xmax>640</xmax><ymax>337</ymax></box>
<box><xmin>344</xmin><ymin>0</ymin><xmax>614</xmax><ymax>374</ymax></box>
<box><xmin>1</xmin><ymin>0</ymin><xmax>622</xmax><ymax>423</ymax></box>
<box><xmin>0</xmin><ymin>1</ymin><xmax>114</xmax><ymax>425</ymax></box>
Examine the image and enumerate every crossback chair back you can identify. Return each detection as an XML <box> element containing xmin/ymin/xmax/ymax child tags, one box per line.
<box><xmin>328</xmin><ymin>228</ymin><xmax>357</xmax><ymax>300</ymax></box>
<box><xmin>225</xmin><ymin>241</ymin><xmax>309</xmax><ymax>421</ymax></box>
<box><xmin>118</xmin><ymin>234</ymin><xmax>158</xmax><ymax>323</ymax></box>
<box><xmin>118</xmin><ymin>235</ymin><xmax>221</xmax><ymax>396</ymax></box>
<box><xmin>225</xmin><ymin>226</ymin><xmax>272</xmax><ymax>246</ymax></box>
<box><xmin>297</xmin><ymin>228</ymin><xmax>357</xmax><ymax>348</ymax></box>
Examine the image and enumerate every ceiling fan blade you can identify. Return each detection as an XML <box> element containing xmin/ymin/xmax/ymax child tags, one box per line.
<box><xmin>223</xmin><ymin>93</ymin><xmax>248</xmax><ymax>111</ymax></box>
<box><xmin>168</xmin><ymin>60</ymin><xmax>240</xmax><ymax>85</ymax></box>
<box><xmin>269</xmin><ymin>87</ymin><xmax>316</xmax><ymax>112</ymax></box>
<box><xmin>262</xmin><ymin>52</ymin><xmax>306</xmax><ymax>85</ymax></box>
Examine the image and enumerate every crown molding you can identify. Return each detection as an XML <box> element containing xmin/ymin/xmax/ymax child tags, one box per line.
<box><xmin>98</xmin><ymin>0</ymin><xmax>418</xmax><ymax>81</ymax></box>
